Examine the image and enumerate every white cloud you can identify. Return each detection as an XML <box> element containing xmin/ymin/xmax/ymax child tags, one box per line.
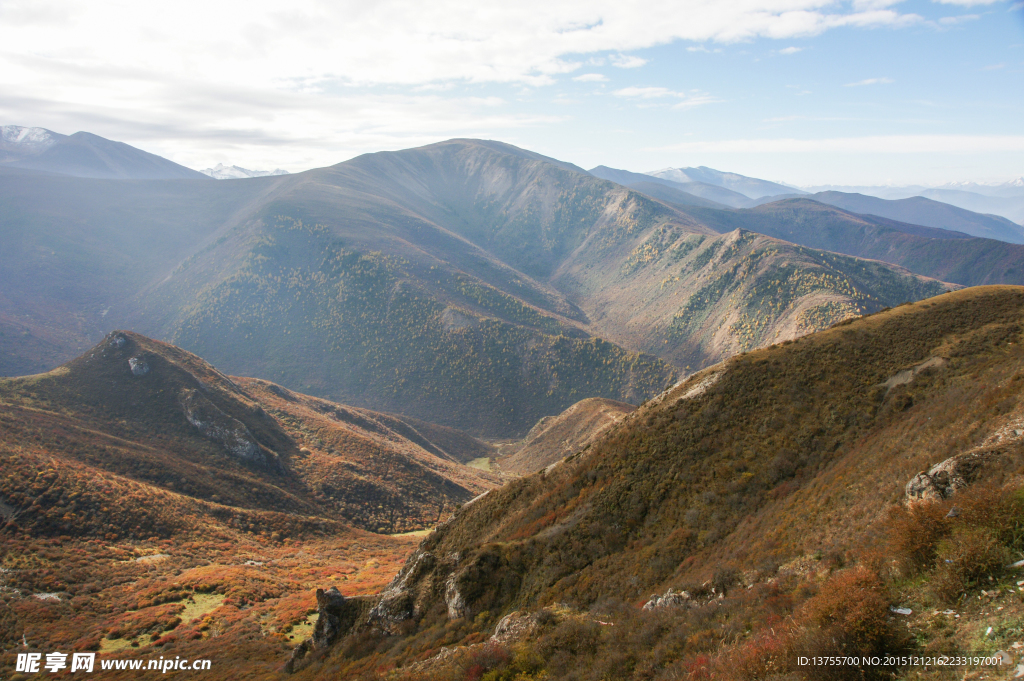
<box><xmin>573</xmin><ymin>73</ymin><xmax>608</xmax><ymax>82</ymax></box>
<box><xmin>614</xmin><ymin>86</ymin><xmax>677</xmax><ymax>98</ymax></box>
<box><xmin>0</xmin><ymin>0</ymin><xmax>936</xmax><ymax>168</ymax></box>
<box><xmin>780</xmin><ymin>46</ymin><xmax>804</xmax><ymax>54</ymax></box>
<box><xmin>608</xmin><ymin>54</ymin><xmax>648</xmax><ymax>68</ymax></box>
<box><xmin>938</xmin><ymin>13</ymin><xmax>980</xmax><ymax>23</ymax></box>
<box><xmin>933</xmin><ymin>0</ymin><xmax>1001</xmax><ymax>5</ymax></box>
<box><xmin>613</xmin><ymin>87</ymin><xmax>721</xmax><ymax>109</ymax></box>
<box><xmin>657</xmin><ymin>135</ymin><xmax>1024</xmax><ymax>153</ymax></box>
<box><xmin>672</xmin><ymin>94</ymin><xmax>723</xmax><ymax>109</ymax></box>
<box><xmin>844</xmin><ymin>77</ymin><xmax>895</xmax><ymax>86</ymax></box>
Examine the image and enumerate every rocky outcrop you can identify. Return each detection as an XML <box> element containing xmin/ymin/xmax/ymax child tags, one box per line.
<box><xmin>285</xmin><ymin>587</ymin><xmax>365</xmax><ymax>673</ymax></box>
<box><xmin>444</xmin><ymin>571</ymin><xmax>469</xmax><ymax>619</ymax></box>
<box><xmin>489</xmin><ymin>611</ymin><xmax>539</xmax><ymax>646</ymax></box>
<box><xmin>179</xmin><ymin>388</ymin><xmax>267</xmax><ymax>467</ymax></box>
<box><xmin>642</xmin><ymin>588</ymin><xmax>691</xmax><ymax>611</ymax></box>
<box><xmin>906</xmin><ymin>450</ymin><xmax>994</xmax><ymax>503</ymax></box>
<box><xmin>367</xmin><ymin>549</ymin><xmax>437</xmax><ymax>633</ymax></box>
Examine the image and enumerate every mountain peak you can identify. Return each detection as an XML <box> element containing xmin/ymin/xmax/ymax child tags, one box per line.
<box><xmin>200</xmin><ymin>163</ymin><xmax>290</xmax><ymax>179</ymax></box>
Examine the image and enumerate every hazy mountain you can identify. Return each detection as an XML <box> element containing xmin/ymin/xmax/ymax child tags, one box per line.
<box><xmin>201</xmin><ymin>163</ymin><xmax>290</xmax><ymax>179</ymax></box>
<box><xmin>804</xmin><ymin>183</ymin><xmax>1024</xmax><ymax>225</ymax></box>
<box><xmin>647</xmin><ymin>165</ymin><xmax>803</xmax><ymax>199</ymax></box>
<box><xmin>746</xmin><ymin>191</ymin><xmax>1024</xmax><ymax>243</ymax></box>
<box><xmin>935</xmin><ymin>177</ymin><xmax>1024</xmax><ymax>198</ymax></box>
<box><xmin>318</xmin><ymin>286</ymin><xmax>1024</xmax><ymax>680</ymax></box>
<box><xmin>0</xmin><ymin>139</ymin><xmax>953</xmax><ymax>436</ymax></box>
<box><xmin>0</xmin><ymin>125</ymin><xmax>209</xmax><ymax>180</ymax></box>
<box><xmin>589</xmin><ymin>164</ymin><xmax>750</xmax><ymax>207</ymax></box>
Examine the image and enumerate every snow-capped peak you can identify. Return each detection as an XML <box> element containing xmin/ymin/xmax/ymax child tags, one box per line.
<box><xmin>0</xmin><ymin>125</ymin><xmax>62</xmax><ymax>152</ymax></box>
<box><xmin>200</xmin><ymin>163</ymin><xmax>289</xmax><ymax>180</ymax></box>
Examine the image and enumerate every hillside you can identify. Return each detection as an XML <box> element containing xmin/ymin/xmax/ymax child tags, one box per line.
<box><xmin>495</xmin><ymin>397</ymin><xmax>636</xmax><ymax>475</ymax></box>
<box><xmin>0</xmin><ymin>331</ymin><xmax>496</xmax><ymax>535</ymax></box>
<box><xmin>303</xmin><ymin>286</ymin><xmax>1024</xmax><ymax>680</ymax></box>
<box><xmin>1</xmin><ymin>139</ymin><xmax>956</xmax><ymax>435</ymax></box>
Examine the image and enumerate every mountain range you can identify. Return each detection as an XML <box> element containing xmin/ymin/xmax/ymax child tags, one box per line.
<box><xmin>1</xmin><ymin>136</ymin><xmax>972</xmax><ymax>436</ymax></box>
<box><xmin>804</xmin><ymin>181</ymin><xmax>1024</xmax><ymax>225</ymax></box>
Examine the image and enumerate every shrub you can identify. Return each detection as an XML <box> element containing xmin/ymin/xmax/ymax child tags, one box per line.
<box><xmin>931</xmin><ymin>526</ymin><xmax>1010</xmax><ymax>602</ymax></box>
<box><xmin>800</xmin><ymin>567</ymin><xmax>901</xmax><ymax>662</ymax></box>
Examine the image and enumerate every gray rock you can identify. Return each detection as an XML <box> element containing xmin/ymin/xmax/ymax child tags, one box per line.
<box><xmin>128</xmin><ymin>356</ymin><xmax>149</xmax><ymax>376</ymax></box>
<box><xmin>366</xmin><ymin>550</ymin><xmax>436</xmax><ymax>633</ymax></box>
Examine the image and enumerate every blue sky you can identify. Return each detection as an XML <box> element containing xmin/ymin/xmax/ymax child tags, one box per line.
<box><xmin>0</xmin><ymin>0</ymin><xmax>1021</xmax><ymax>185</ymax></box>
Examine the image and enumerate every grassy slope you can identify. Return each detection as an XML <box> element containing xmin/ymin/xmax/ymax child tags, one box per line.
<box><xmin>315</xmin><ymin>286</ymin><xmax>1024</xmax><ymax>680</ymax></box>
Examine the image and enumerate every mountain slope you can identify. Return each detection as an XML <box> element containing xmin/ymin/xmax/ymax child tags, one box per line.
<box><xmin>0</xmin><ymin>332</ymin><xmax>486</xmax><ymax>674</ymax></box>
<box><xmin>0</xmin><ymin>126</ymin><xmax>209</xmax><ymax>180</ymax></box>
<box><xmin>0</xmin><ymin>331</ymin><xmax>495</xmax><ymax>536</ymax></box>
<box><xmin>495</xmin><ymin>397</ymin><xmax>636</xmax><ymax>475</ymax></box>
<box><xmin>314</xmin><ymin>285</ymin><xmax>1024</xmax><ymax>680</ymax></box>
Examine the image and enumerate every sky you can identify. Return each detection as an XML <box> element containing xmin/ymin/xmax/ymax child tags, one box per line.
<box><xmin>0</xmin><ymin>0</ymin><xmax>1022</xmax><ymax>186</ymax></box>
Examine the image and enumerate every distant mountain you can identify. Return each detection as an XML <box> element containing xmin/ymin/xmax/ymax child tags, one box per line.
<box><xmin>747</xmin><ymin>190</ymin><xmax>1024</xmax><ymax>243</ymax></box>
<box><xmin>0</xmin><ymin>125</ymin><xmax>62</xmax><ymax>160</ymax></box>
<box><xmin>804</xmin><ymin>183</ymin><xmax>1024</xmax><ymax>225</ymax></box>
<box><xmin>589</xmin><ymin>165</ymin><xmax>749</xmax><ymax>207</ymax></box>
<box><xmin>201</xmin><ymin>163</ymin><xmax>290</xmax><ymax>179</ymax></box>
<box><xmin>0</xmin><ymin>124</ymin><xmax>209</xmax><ymax>180</ymax></box>
<box><xmin>674</xmin><ymin>198</ymin><xmax>1024</xmax><ymax>288</ymax></box>
<box><xmin>936</xmin><ymin>177</ymin><xmax>1024</xmax><ymax>198</ymax></box>
<box><xmin>647</xmin><ymin>165</ymin><xmax>803</xmax><ymax>199</ymax></box>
